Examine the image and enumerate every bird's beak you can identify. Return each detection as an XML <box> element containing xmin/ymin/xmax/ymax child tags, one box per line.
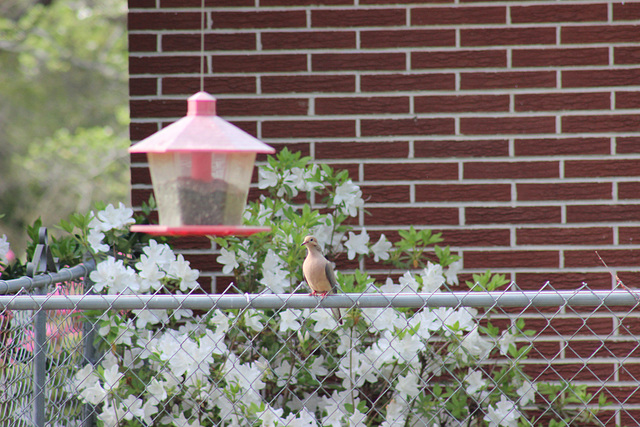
<box><xmin>301</xmin><ymin>242</ymin><xmax>306</xmax><ymax>247</ymax></box>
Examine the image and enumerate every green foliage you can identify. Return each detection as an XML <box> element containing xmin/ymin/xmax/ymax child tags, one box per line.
<box><xmin>0</xmin><ymin>0</ymin><xmax>128</xmax><ymax>255</ymax></box>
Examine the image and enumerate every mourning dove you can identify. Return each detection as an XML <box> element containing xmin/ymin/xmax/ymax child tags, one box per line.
<box><xmin>301</xmin><ymin>235</ymin><xmax>342</xmax><ymax>324</ymax></box>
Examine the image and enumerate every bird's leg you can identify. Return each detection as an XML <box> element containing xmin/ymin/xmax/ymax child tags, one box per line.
<box><xmin>318</xmin><ymin>291</ymin><xmax>329</xmax><ymax>299</ymax></box>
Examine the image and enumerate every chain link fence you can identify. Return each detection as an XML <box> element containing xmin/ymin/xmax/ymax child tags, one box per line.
<box><xmin>2</xmin><ymin>263</ymin><xmax>640</xmax><ymax>426</ymax></box>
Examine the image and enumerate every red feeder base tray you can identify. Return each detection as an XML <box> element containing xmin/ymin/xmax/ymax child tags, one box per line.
<box><xmin>130</xmin><ymin>225</ymin><xmax>271</xmax><ymax>236</ymax></box>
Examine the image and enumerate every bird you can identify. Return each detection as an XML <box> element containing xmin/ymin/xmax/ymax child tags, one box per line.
<box><xmin>301</xmin><ymin>235</ymin><xmax>342</xmax><ymax>324</ymax></box>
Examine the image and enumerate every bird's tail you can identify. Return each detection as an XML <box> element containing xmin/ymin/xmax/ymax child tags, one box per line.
<box><xmin>332</xmin><ymin>308</ymin><xmax>342</xmax><ymax>325</ymax></box>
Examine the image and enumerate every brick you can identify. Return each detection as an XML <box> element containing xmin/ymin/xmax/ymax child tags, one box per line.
<box><xmin>415</xmin><ymin>139</ymin><xmax>509</xmax><ymax>158</ymax></box>
<box><xmin>565</xmin><ymin>249</ymin><xmax>640</xmax><ymax>268</ymax></box>
<box><xmin>563</xmin><ymin>69</ymin><xmax>640</xmax><ymax>88</ymax></box>
<box><xmin>562</xmin><ymin>25</ymin><xmax>640</xmax><ymax>44</ymax></box>
<box><xmin>466</xmin><ymin>206</ymin><xmax>562</xmax><ymax>225</ymax></box>
<box><xmin>313</xmin><ymin>53</ymin><xmax>405</xmax><ymax>71</ymax></box>
<box><xmin>129</xmin><ymin>34</ymin><xmax>157</xmax><ymax>52</ymax></box>
<box><xmin>262</xmin><ymin>75</ymin><xmax>355</xmax><ymax>93</ymax></box>
<box><xmin>130</xmin><ymin>165</ymin><xmax>152</xmax><ymax>185</ymax></box>
<box><xmin>465</xmin><ymin>160</ymin><xmax>559</xmax><ymax>180</ymax></box>
<box><xmin>515</xmin><ymin>92</ymin><xmax>610</xmax><ymax>112</ymax></box>
<box><xmin>515</xmin><ymin>272</ymin><xmax>612</xmax><ymax>291</ymax></box>
<box><xmin>461</xmin><ymin>71</ymin><xmax>556</xmax><ymax>90</ymax></box>
<box><xmin>616</xmin><ymin>91</ymin><xmax>640</xmax><ymax>109</ymax></box>
<box><xmin>367</xmin><ymin>207</ymin><xmax>459</xmax><ymax>226</ymax></box>
<box><xmin>129</xmin><ymin>122</ymin><xmax>159</xmax><ymax>141</ymax></box>
<box><xmin>462</xmin><ymin>27</ymin><xmax>555</xmax><ymax>47</ymax></box>
<box><xmin>461</xmin><ymin>116</ymin><xmax>556</xmax><ymax>135</ymax></box>
<box><xmin>511</xmin><ymin>4</ymin><xmax>607</xmax><ymax>23</ymax></box>
<box><xmin>211</xmin><ymin>11</ymin><xmax>306</xmax><ymax>29</ymax></box>
<box><xmin>161</xmin><ymin>0</ymin><xmax>252</xmax><ymax>5</ymax></box>
<box><xmin>130</xmin><ymin>99</ymin><xmax>185</xmax><ymax>118</ymax></box>
<box><xmin>316</xmin><ymin>141</ymin><xmax>409</xmax><ymax>159</ymax></box>
<box><xmin>411</xmin><ymin>6</ymin><xmax>505</xmax><ymax>25</ymax></box>
<box><xmin>131</xmin><ymin>188</ymin><xmax>154</xmax><ymax>208</ymax></box>
<box><xmin>565</xmin><ymin>159</ymin><xmax>640</xmax><ymax>178</ymax></box>
<box><xmin>129</xmin><ymin>0</ymin><xmax>155</xmax><ymax>7</ymax></box>
<box><xmin>514</xmin><ymin>137</ymin><xmax>610</xmax><ymax>156</ymax></box>
<box><xmin>619</xmin><ymin>182</ymin><xmax>640</xmax><ymax>199</ymax></box>
<box><xmin>463</xmin><ymin>250</ymin><xmax>559</xmax><ymax>269</ymax></box>
<box><xmin>262</xmin><ymin>31</ymin><xmax>356</xmax><ymax>50</ymax></box>
<box><xmin>361</xmin><ymin>73</ymin><xmax>455</xmax><ymax>92</ymax></box>
<box><xmin>614</xmin><ymin>2</ymin><xmax>640</xmax><ymax>20</ymax></box>
<box><xmin>361</xmin><ymin>118</ymin><xmax>455</xmax><ymax>137</ymax></box>
<box><xmin>563</xmin><ymin>114</ymin><xmax>640</xmax><ymax>133</ymax></box>
<box><xmin>518</xmin><ymin>183</ymin><xmax>612</xmax><ymax>201</ymax></box>
<box><xmin>361</xmin><ymin>29</ymin><xmax>455</xmax><ymax>48</ymax></box>
<box><xmin>619</xmin><ymin>227</ymin><xmax>640</xmax><ymax>244</ymax></box>
<box><xmin>130</xmin><ymin>78</ymin><xmax>157</xmax><ymax>96</ymax></box>
<box><xmin>130</xmin><ymin>56</ymin><xmax>202</xmax><ymax>75</ymax></box>
<box><xmin>216</xmin><ymin>98</ymin><xmax>308</xmax><ymax>116</ymax></box>
<box><xmin>364</xmin><ymin>162</ymin><xmax>458</xmax><ymax>181</ymax></box>
<box><xmin>415</xmin><ymin>95</ymin><xmax>509</xmax><ymax>113</ymax></box>
<box><xmin>315</xmin><ymin>96</ymin><xmax>410</xmax><ymax>115</ymax></box>
<box><xmin>129</xmin><ymin>12</ymin><xmax>201</xmax><ymax>30</ymax></box>
<box><xmin>615</xmin><ymin>47</ymin><xmax>640</xmax><ymax>65</ymax></box>
<box><xmin>567</xmin><ymin>204</ymin><xmax>640</xmax><ymax>223</ymax></box>
<box><xmin>212</xmin><ymin>54</ymin><xmax>307</xmax><ymax>73</ymax></box>
<box><xmin>416</xmin><ymin>184</ymin><xmax>511</xmax><ymax>202</ymax></box>
<box><xmin>262</xmin><ymin>120</ymin><xmax>356</xmax><ymax>138</ymax></box>
<box><xmin>262</xmin><ymin>0</ymin><xmax>352</xmax><ymax>5</ymax></box>
<box><xmin>512</xmin><ymin>47</ymin><xmax>609</xmax><ymax>67</ymax></box>
<box><xmin>438</xmin><ymin>228</ymin><xmax>511</xmax><ymax>247</ymax></box>
<box><xmin>617</xmin><ymin>137</ymin><xmax>640</xmax><ymax>154</ymax></box>
<box><xmin>516</xmin><ymin>227</ymin><xmax>613</xmax><ymax>246</ymax></box>
<box><xmin>361</xmin><ymin>185</ymin><xmax>411</xmax><ymax>203</ymax></box>
<box><xmin>162</xmin><ymin>76</ymin><xmax>256</xmax><ymax>95</ymax></box>
<box><xmin>312</xmin><ymin>8</ymin><xmax>405</xmax><ymax>27</ymax></box>
<box><xmin>412</xmin><ymin>50</ymin><xmax>506</xmax><ymax>69</ymax></box>
<box><xmin>162</xmin><ymin>33</ymin><xmax>256</xmax><ymax>52</ymax></box>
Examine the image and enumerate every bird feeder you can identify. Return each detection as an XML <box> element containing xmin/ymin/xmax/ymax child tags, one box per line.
<box><xmin>129</xmin><ymin>92</ymin><xmax>274</xmax><ymax>236</ymax></box>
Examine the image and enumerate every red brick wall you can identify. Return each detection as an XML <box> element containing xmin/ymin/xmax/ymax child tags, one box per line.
<box><xmin>128</xmin><ymin>1</ymin><xmax>640</xmax><ymax>293</ymax></box>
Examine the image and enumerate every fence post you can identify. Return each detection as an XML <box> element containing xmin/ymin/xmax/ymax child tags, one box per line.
<box><xmin>81</xmin><ymin>257</ymin><xmax>97</xmax><ymax>427</ymax></box>
<box><xmin>26</xmin><ymin>227</ymin><xmax>57</xmax><ymax>427</ymax></box>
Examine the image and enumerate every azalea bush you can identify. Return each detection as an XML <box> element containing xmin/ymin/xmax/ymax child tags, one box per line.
<box><xmin>0</xmin><ymin>149</ymin><xmax>608</xmax><ymax>426</ymax></box>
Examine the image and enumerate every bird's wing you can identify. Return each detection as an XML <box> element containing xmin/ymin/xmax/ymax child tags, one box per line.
<box><xmin>325</xmin><ymin>262</ymin><xmax>338</xmax><ymax>293</ymax></box>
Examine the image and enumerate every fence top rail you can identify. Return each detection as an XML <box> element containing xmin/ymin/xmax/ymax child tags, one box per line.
<box><xmin>0</xmin><ymin>289</ymin><xmax>638</xmax><ymax>311</ymax></box>
<box><xmin>0</xmin><ymin>260</ymin><xmax>95</xmax><ymax>295</ymax></box>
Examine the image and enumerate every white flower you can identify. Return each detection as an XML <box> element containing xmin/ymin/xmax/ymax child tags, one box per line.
<box><xmin>244</xmin><ymin>311</ymin><xmax>265</xmax><ymax>332</ymax></box>
<box><xmin>146</xmin><ymin>378</ymin><xmax>167</xmax><ymax>404</ymax></box>
<box><xmin>464</xmin><ymin>369</ymin><xmax>486</xmax><ymax>395</ymax></box>
<box><xmin>484</xmin><ymin>396</ymin><xmax>521</xmax><ymax>427</ymax></box>
<box><xmin>96</xmin><ymin>202</ymin><xmax>135</xmax><ymax>232</ymax></box>
<box><xmin>87</xmin><ymin>228</ymin><xmax>109</xmax><ymax>253</ymax></box>
<box><xmin>259</xmin><ymin>249</ymin><xmax>288</xmax><ymax>293</ymax></box>
<box><xmin>102</xmin><ymin>364</ymin><xmax>123</xmax><ymax>392</ymax></box>
<box><xmin>135</xmin><ymin>254</ymin><xmax>166</xmax><ymax>292</ymax></box>
<box><xmin>257</xmin><ymin>406</ymin><xmax>286</xmax><ymax>427</ymax></box>
<box><xmin>216</xmin><ymin>248</ymin><xmax>238</xmax><ymax>275</ymax></box>
<box><xmin>460</xmin><ymin>327</ymin><xmax>493</xmax><ymax>361</ymax></box>
<box><xmin>445</xmin><ymin>307</ymin><xmax>477</xmax><ymax>334</ymax></box>
<box><xmin>168</xmin><ymin>254</ymin><xmax>200</xmax><ymax>291</ymax></box>
<box><xmin>395</xmin><ymin>332</ymin><xmax>425</xmax><ymax>363</ymax></box>
<box><xmin>362</xmin><ymin>307</ymin><xmax>402</xmax><ymax>333</ymax></box>
<box><xmin>142</xmin><ymin>240</ymin><xmax>174</xmax><ymax>270</ymax></box>
<box><xmin>499</xmin><ymin>330</ymin><xmax>517</xmax><ymax>356</ymax></box>
<box><xmin>90</xmin><ymin>257</ymin><xmax>139</xmax><ymax>294</ymax></box>
<box><xmin>279</xmin><ymin>309</ymin><xmax>302</xmax><ymax>332</ymax></box>
<box><xmin>345</xmin><ymin>229</ymin><xmax>369</xmax><ymax>260</ymax></box>
<box><xmin>421</xmin><ymin>261</ymin><xmax>445</xmax><ymax>292</ymax></box>
<box><xmin>133</xmin><ymin>309</ymin><xmax>168</xmax><ymax>329</ymax></box>
<box><xmin>309</xmin><ymin>308</ymin><xmax>340</xmax><ymax>331</ymax></box>
<box><xmin>395</xmin><ymin>371</ymin><xmax>421</xmax><ymax>401</ymax></box>
<box><xmin>371</xmin><ymin>234</ymin><xmax>392</xmax><ymax>262</ymax></box>
<box><xmin>446</xmin><ymin>260</ymin><xmax>463</xmax><ymax>285</ymax></box>
<box><xmin>333</xmin><ymin>180</ymin><xmax>364</xmax><ymax>217</ymax></box>
<box><xmin>0</xmin><ymin>235</ymin><xmax>9</xmax><ymax>261</ymax></box>
<box><xmin>121</xmin><ymin>395</ymin><xmax>145</xmax><ymax>421</ymax></box>
<box><xmin>516</xmin><ymin>381</ymin><xmax>537</xmax><ymax>406</ymax></box>
<box><xmin>398</xmin><ymin>272</ymin><xmax>420</xmax><ymax>293</ymax></box>
<box><xmin>258</xmin><ymin>168</ymin><xmax>279</xmax><ymax>190</ymax></box>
